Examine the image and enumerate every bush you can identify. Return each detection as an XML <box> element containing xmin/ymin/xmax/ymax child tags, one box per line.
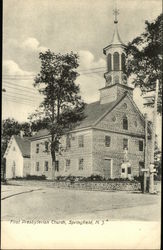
<box><xmin>12</xmin><ymin>176</ymin><xmax>25</xmax><ymax>180</ymax></box>
<box><xmin>26</xmin><ymin>174</ymin><xmax>46</xmax><ymax>180</ymax></box>
<box><xmin>133</xmin><ymin>176</ymin><xmax>143</xmax><ymax>182</ymax></box>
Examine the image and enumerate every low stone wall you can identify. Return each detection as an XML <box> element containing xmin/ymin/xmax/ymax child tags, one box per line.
<box><xmin>53</xmin><ymin>181</ymin><xmax>141</xmax><ymax>191</ymax></box>
<box><xmin>5</xmin><ymin>179</ymin><xmax>141</xmax><ymax>192</ymax></box>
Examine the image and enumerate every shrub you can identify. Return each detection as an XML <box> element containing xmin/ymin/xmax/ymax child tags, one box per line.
<box><xmin>26</xmin><ymin>174</ymin><xmax>46</xmax><ymax>180</ymax></box>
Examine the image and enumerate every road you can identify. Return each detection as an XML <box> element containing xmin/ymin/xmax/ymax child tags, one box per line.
<box><xmin>1</xmin><ymin>184</ymin><xmax>161</xmax><ymax>221</ymax></box>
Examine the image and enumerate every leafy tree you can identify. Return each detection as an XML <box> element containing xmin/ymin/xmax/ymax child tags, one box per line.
<box><xmin>31</xmin><ymin>50</ymin><xmax>85</xmax><ymax>179</ymax></box>
<box><xmin>125</xmin><ymin>13</ymin><xmax>162</xmax><ymax>113</ymax></box>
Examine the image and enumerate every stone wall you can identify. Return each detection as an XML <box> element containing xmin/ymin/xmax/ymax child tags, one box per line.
<box><xmin>6</xmin><ymin>180</ymin><xmax>141</xmax><ymax>192</ymax></box>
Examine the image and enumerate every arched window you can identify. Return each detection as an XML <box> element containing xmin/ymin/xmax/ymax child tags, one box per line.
<box><xmin>107</xmin><ymin>54</ymin><xmax>112</xmax><ymax>72</ymax></box>
<box><xmin>113</xmin><ymin>52</ymin><xmax>120</xmax><ymax>70</ymax></box>
<box><xmin>123</xmin><ymin>115</ymin><xmax>128</xmax><ymax>130</ymax></box>
<box><xmin>114</xmin><ymin>75</ymin><xmax>119</xmax><ymax>84</ymax></box>
<box><xmin>121</xmin><ymin>53</ymin><xmax>126</xmax><ymax>72</ymax></box>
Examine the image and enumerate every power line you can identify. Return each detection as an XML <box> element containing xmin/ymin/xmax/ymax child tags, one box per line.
<box><xmin>3</xmin><ymin>85</ymin><xmax>39</xmax><ymax>96</ymax></box>
<box><xmin>3</xmin><ymin>81</ymin><xmax>38</xmax><ymax>92</ymax></box>
<box><xmin>2</xmin><ymin>66</ymin><xmax>106</xmax><ymax>77</ymax></box>
<box><xmin>3</xmin><ymin>67</ymin><xmax>106</xmax><ymax>80</ymax></box>
<box><xmin>3</xmin><ymin>98</ymin><xmax>35</xmax><ymax>106</ymax></box>
<box><xmin>3</xmin><ymin>84</ymin><xmax>42</xmax><ymax>98</ymax></box>
<box><xmin>4</xmin><ymin>90</ymin><xmax>42</xmax><ymax>100</ymax></box>
<box><xmin>3</xmin><ymin>93</ymin><xmax>39</xmax><ymax>103</ymax></box>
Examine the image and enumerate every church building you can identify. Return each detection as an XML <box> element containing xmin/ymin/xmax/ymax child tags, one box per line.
<box><xmin>29</xmin><ymin>9</ymin><xmax>151</xmax><ymax>180</ymax></box>
<box><xmin>5</xmin><ymin>9</ymin><xmax>151</xmax><ymax>180</ymax></box>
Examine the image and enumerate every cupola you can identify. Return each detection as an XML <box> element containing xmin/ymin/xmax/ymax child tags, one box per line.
<box><xmin>99</xmin><ymin>8</ymin><xmax>133</xmax><ymax>104</ymax></box>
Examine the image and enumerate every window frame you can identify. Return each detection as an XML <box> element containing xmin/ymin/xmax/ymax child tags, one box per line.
<box><xmin>123</xmin><ymin>138</ymin><xmax>128</xmax><ymax>150</ymax></box>
<box><xmin>78</xmin><ymin>135</ymin><xmax>84</xmax><ymax>148</ymax></box>
<box><xmin>44</xmin><ymin>141</ymin><xmax>49</xmax><ymax>152</ymax></box>
<box><xmin>65</xmin><ymin>159</ymin><xmax>71</xmax><ymax>171</ymax></box>
<box><xmin>113</xmin><ymin>52</ymin><xmax>120</xmax><ymax>71</ymax></box>
<box><xmin>44</xmin><ymin>161</ymin><xmax>49</xmax><ymax>171</ymax></box>
<box><xmin>66</xmin><ymin>135</ymin><xmax>71</xmax><ymax>149</ymax></box>
<box><xmin>79</xmin><ymin>158</ymin><xmax>84</xmax><ymax>170</ymax></box>
<box><xmin>139</xmin><ymin>140</ymin><xmax>144</xmax><ymax>151</ymax></box>
<box><xmin>127</xmin><ymin>167</ymin><xmax>131</xmax><ymax>174</ymax></box>
<box><xmin>36</xmin><ymin>162</ymin><xmax>39</xmax><ymax>171</ymax></box>
<box><xmin>123</xmin><ymin>116</ymin><xmax>128</xmax><ymax>130</ymax></box>
<box><xmin>36</xmin><ymin>143</ymin><xmax>39</xmax><ymax>153</ymax></box>
<box><xmin>105</xmin><ymin>135</ymin><xmax>111</xmax><ymax>147</ymax></box>
<box><xmin>55</xmin><ymin>160</ymin><xmax>59</xmax><ymax>172</ymax></box>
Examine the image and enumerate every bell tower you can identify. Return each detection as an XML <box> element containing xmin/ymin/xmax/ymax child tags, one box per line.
<box><xmin>99</xmin><ymin>7</ymin><xmax>133</xmax><ymax>104</ymax></box>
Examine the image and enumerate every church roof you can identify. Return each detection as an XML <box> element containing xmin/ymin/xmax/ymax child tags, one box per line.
<box><xmin>30</xmin><ymin>93</ymin><xmax>128</xmax><ymax>140</ymax></box>
<box><xmin>13</xmin><ymin>135</ymin><xmax>31</xmax><ymax>158</ymax></box>
<box><xmin>74</xmin><ymin>94</ymin><xmax>126</xmax><ymax>130</ymax></box>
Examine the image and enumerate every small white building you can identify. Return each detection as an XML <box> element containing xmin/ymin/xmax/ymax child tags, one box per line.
<box><xmin>4</xmin><ymin>135</ymin><xmax>31</xmax><ymax>179</ymax></box>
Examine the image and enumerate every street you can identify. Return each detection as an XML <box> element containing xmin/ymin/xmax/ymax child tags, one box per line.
<box><xmin>1</xmin><ymin>183</ymin><xmax>161</xmax><ymax>221</ymax></box>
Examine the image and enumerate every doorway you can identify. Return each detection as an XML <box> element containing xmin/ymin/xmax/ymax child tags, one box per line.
<box><xmin>103</xmin><ymin>158</ymin><xmax>112</xmax><ymax>179</ymax></box>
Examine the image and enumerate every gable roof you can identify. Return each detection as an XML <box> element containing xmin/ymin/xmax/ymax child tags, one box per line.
<box><xmin>30</xmin><ymin>129</ymin><xmax>50</xmax><ymax>140</ymax></box>
<box><xmin>13</xmin><ymin>136</ymin><xmax>31</xmax><ymax>158</ymax></box>
<box><xmin>30</xmin><ymin>92</ymin><xmax>147</xmax><ymax>139</ymax></box>
<box><xmin>75</xmin><ymin>94</ymin><xmax>127</xmax><ymax>130</ymax></box>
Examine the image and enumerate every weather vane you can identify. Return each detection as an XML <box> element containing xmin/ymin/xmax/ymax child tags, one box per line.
<box><xmin>113</xmin><ymin>7</ymin><xmax>119</xmax><ymax>24</ymax></box>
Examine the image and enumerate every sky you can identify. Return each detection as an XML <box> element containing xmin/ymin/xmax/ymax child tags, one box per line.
<box><xmin>2</xmin><ymin>0</ymin><xmax>162</xmax><ymax>145</ymax></box>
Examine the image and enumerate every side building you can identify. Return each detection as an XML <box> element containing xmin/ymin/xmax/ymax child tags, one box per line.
<box><xmin>4</xmin><ymin>135</ymin><xmax>31</xmax><ymax>178</ymax></box>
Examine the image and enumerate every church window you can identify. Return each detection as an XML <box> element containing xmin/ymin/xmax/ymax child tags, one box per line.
<box><xmin>123</xmin><ymin>116</ymin><xmax>128</xmax><ymax>130</ymax></box>
<box><xmin>66</xmin><ymin>135</ymin><xmax>71</xmax><ymax>149</ymax></box>
<box><xmin>123</xmin><ymin>103</ymin><xmax>127</xmax><ymax>109</ymax></box>
<box><xmin>113</xmin><ymin>52</ymin><xmax>120</xmax><ymax>70</ymax></box>
<box><xmin>78</xmin><ymin>135</ymin><xmax>84</xmax><ymax>148</ymax></box>
<box><xmin>127</xmin><ymin>167</ymin><xmax>131</xmax><ymax>174</ymax></box>
<box><xmin>123</xmin><ymin>138</ymin><xmax>128</xmax><ymax>150</ymax></box>
<box><xmin>13</xmin><ymin>146</ymin><xmax>16</xmax><ymax>151</ymax></box>
<box><xmin>122</xmin><ymin>168</ymin><xmax>125</xmax><ymax>173</ymax></box>
<box><xmin>107</xmin><ymin>53</ymin><xmax>112</xmax><ymax>72</ymax></box>
<box><xmin>112</xmin><ymin>116</ymin><xmax>116</xmax><ymax>122</ymax></box>
<box><xmin>114</xmin><ymin>75</ymin><xmax>119</xmax><ymax>84</ymax></box>
<box><xmin>36</xmin><ymin>143</ymin><xmax>39</xmax><ymax>153</ymax></box>
<box><xmin>44</xmin><ymin>161</ymin><xmax>49</xmax><ymax>171</ymax></box>
<box><xmin>36</xmin><ymin>162</ymin><xmax>39</xmax><ymax>171</ymax></box>
<box><xmin>45</xmin><ymin>141</ymin><xmax>49</xmax><ymax>151</ymax></box>
<box><xmin>55</xmin><ymin>161</ymin><xmax>59</xmax><ymax>172</ymax></box>
<box><xmin>139</xmin><ymin>140</ymin><xmax>144</xmax><ymax>151</ymax></box>
<box><xmin>105</xmin><ymin>136</ymin><xmax>111</xmax><ymax>147</ymax></box>
<box><xmin>79</xmin><ymin>158</ymin><xmax>84</xmax><ymax>170</ymax></box>
<box><xmin>121</xmin><ymin>53</ymin><xmax>126</xmax><ymax>72</ymax></box>
<box><xmin>66</xmin><ymin>159</ymin><xmax>71</xmax><ymax>170</ymax></box>
<box><xmin>134</xmin><ymin>121</ymin><xmax>137</xmax><ymax>127</ymax></box>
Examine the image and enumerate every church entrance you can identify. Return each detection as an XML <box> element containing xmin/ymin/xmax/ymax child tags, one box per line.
<box><xmin>103</xmin><ymin>158</ymin><xmax>112</xmax><ymax>179</ymax></box>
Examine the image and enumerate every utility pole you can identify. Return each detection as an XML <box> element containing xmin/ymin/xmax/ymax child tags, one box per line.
<box><xmin>149</xmin><ymin>79</ymin><xmax>159</xmax><ymax>193</ymax></box>
<box><xmin>143</xmin><ymin>113</ymin><xmax>148</xmax><ymax>193</ymax></box>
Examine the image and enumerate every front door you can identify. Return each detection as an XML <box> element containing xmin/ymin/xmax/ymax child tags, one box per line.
<box><xmin>103</xmin><ymin>159</ymin><xmax>112</xmax><ymax>179</ymax></box>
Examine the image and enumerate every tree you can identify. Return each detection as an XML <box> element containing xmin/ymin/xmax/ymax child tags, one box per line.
<box><xmin>31</xmin><ymin>50</ymin><xmax>85</xmax><ymax>179</ymax></box>
<box><xmin>125</xmin><ymin>13</ymin><xmax>162</xmax><ymax>113</ymax></box>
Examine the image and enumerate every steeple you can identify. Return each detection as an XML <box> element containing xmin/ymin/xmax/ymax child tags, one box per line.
<box><xmin>99</xmin><ymin>7</ymin><xmax>133</xmax><ymax>105</ymax></box>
